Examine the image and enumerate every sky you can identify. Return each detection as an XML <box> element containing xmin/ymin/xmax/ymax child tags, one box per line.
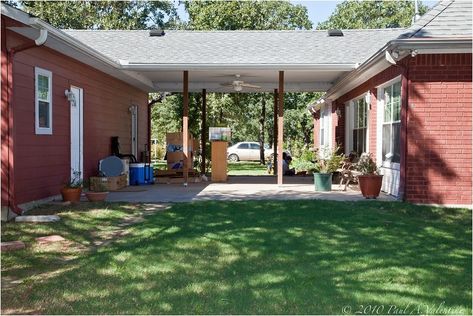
<box><xmin>176</xmin><ymin>0</ymin><xmax>439</xmax><ymax>28</ymax></box>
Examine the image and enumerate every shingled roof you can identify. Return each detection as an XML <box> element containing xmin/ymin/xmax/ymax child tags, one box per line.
<box><xmin>400</xmin><ymin>0</ymin><xmax>472</xmax><ymax>38</ymax></box>
<box><xmin>62</xmin><ymin>28</ymin><xmax>404</xmax><ymax>66</ymax></box>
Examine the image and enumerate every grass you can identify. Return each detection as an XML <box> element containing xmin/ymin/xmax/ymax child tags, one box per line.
<box><xmin>228</xmin><ymin>161</ymin><xmax>269</xmax><ymax>176</ymax></box>
<box><xmin>1</xmin><ymin>201</ymin><xmax>471</xmax><ymax>314</ymax></box>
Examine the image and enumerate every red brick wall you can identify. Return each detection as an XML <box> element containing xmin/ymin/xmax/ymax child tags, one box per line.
<box><xmin>3</xmin><ymin>19</ymin><xmax>148</xmax><ymax>205</ymax></box>
<box><xmin>325</xmin><ymin>53</ymin><xmax>472</xmax><ymax>205</ymax></box>
<box><xmin>406</xmin><ymin>54</ymin><xmax>472</xmax><ymax>205</ymax></box>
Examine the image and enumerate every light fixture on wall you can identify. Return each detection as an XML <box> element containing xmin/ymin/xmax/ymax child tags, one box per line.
<box><xmin>64</xmin><ymin>89</ymin><xmax>76</xmax><ymax>106</ymax></box>
<box><xmin>365</xmin><ymin>92</ymin><xmax>371</xmax><ymax>109</ymax></box>
<box><xmin>335</xmin><ymin>107</ymin><xmax>342</xmax><ymax>118</ymax></box>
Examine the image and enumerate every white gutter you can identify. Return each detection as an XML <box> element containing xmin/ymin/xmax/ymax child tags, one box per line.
<box><xmin>308</xmin><ymin>37</ymin><xmax>472</xmax><ymax>111</ymax></box>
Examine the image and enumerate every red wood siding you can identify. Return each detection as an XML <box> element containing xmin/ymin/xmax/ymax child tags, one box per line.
<box><xmin>323</xmin><ymin>53</ymin><xmax>472</xmax><ymax>205</ymax></box>
<box><xmin>3</xmin><ymin>21</ymin><xmax>148</xmax><ymax>205</ymax></box>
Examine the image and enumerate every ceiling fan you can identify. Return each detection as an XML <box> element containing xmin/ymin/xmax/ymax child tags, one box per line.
<box><xmin>220</xmin><ymin>74</ymin><xmax>261</xmax><ymax>92</ymax></box>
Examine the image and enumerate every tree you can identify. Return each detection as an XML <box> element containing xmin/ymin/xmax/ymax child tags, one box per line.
<box><xmin>184</xmin><ymin>0</ymin><xmax>312</xmax><ymax>30</ymax></box>
<box><xmin>19</xmin><ymin>0</ymin><xmax>179</xmax><ymax>29</ymax></box>
<box><xmin>317</xmin><ymin>0</ymin><xmax>429</xmax><ymax>30</ymax></box>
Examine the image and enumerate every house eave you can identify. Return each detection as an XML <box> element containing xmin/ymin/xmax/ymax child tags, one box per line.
<box><xmin>321</xmin><ymin>37</ymin><xmax>472</xmax><ymax>102</ymax></box>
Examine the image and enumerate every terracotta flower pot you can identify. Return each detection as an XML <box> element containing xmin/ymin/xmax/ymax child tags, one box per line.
<box><xmin>358</xmin><ymin>175</ymin><xmax>383</xmax><ymax>199</ymax></box>
<box><xmin>85</xmin><ymin>191</ymin><xmax>109</xmax><ymax>202</ymax></box>
<box><xmin>61</xmin><ymin>187</ymin><xmax>82</xmax><ymax>203</ymax></box>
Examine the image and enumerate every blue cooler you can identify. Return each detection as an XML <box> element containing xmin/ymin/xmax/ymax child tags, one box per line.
<box><xmin>129</xmin><ymin>163</ymin><xmax>145</xmax><ymax>185</ymax></box>
<box><xmin>144</xmin><ymin>165</ymin><xmax>154</xmax><ymax>184</ymax></box>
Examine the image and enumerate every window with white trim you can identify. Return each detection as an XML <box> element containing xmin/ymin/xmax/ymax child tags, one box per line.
<box><xmin>351</xmin><ymin>96</ymin><xmax>368</xmax><ymax>156</ymax></box>
<box><xmin>35</xmin><ymin>67</ymin><xmax>52</xmax><ymax>135</ymax></box>
<box><xmin>382</xmin><ymin>81</ymin><xmax>401</xmax><ymax>163</ymax></box>
<box><xmin>319</xmin><ymin>104</ymin><xmax>331</xmax><ymax>148</ymax></box>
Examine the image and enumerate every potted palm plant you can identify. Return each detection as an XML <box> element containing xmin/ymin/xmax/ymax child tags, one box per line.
<box><xmin>85</xmin><ymin>179</ymin><xmax>109</xmax><ymax>202</ymax></box>
<box><xmin>311</xmin><ymin>146</ymin><xmax>344</xmax><ymax>191</ymax></box>
<box><xmin>61</xmin><ymin>171</ymin><xmax>83</xmax><ymax>203</ymax></box>
<box><xmin>356</xmin><ymin>153</ymin><xmax>383</xmax><ymax>199</ymax></box>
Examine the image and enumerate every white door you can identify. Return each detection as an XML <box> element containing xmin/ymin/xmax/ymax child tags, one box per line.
<box><xmin>70</xmin><ymin>86</ymin><xmax>83</xmax><ymax>182</ymax></box>
<box><xmin>130</xmin><ymin>105</ymin><xmax>138</xmax><ymax>158</ymax></box>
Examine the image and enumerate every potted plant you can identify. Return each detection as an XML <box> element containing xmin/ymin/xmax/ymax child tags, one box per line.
<box><xmin>85</xmin><ymin>178</ymin><xmax>109</xmax><ymax>202</ymax></box>
<box><xmin>61</xmin><ymin>171</ymin><xmax>83</xmax><ymax>203</ymax></box>
<box><xmin>356</xmin><ymin>153</ymin><xmax>383</xmax><ymax>199</ymax></box>
<box><xmin>311</xmin><ymin>146</ymin><xmax>344</xmax><ymax>191</ymax></box>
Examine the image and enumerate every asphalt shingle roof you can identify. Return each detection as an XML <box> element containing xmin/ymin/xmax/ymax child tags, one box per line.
<box><xmin>400</xmin><ymin>0</ymin><xmax>472</xmax><ymax>38</ymax></box>
<box><xmin>63</xmin><ymin>29</ymin><xmax>404</xmax><ymax>65</ymax></box>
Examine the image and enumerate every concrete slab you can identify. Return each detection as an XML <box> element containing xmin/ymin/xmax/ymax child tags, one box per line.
<box><xmin>107</xmin><ymin>176</ymin><xmax>397</xmax><ymax>203</ymax></box>
<box><xmin>15</xmin><ymin>215</ymin><xmax>61</xmax><ymax>223</ymax></box>
<box><xmin>1</xmin><ymin>241</ymin><xmax>26</xmax><ymax>252</ymax></box>
<box><xmin>35</xmin><ymin>235</ymin><xmax>66</xmax><ymax>244</ymax></box>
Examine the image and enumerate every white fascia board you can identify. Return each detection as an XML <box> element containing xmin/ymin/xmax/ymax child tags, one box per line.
<box><xmin>325</xmin><ymin>38</ymin><xmax>472</xmax><ymax>100</ymax></box>
<box><xmin>120</xmin><ymin>62</ymin><xmax>357</xmax><ymax>72</ymax></box>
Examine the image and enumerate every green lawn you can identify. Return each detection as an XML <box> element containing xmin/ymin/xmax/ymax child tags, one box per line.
<box><xmin>228</xmin><ymin>161</ymin><xmax>269</xmax><ymax>176</ymax></box>
<box><xmin>1</xmin><ymin>201</ymin><xmax>471</xmax><ymax>314</ymax></box>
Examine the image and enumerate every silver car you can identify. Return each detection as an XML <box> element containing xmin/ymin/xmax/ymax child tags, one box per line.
<box><xmin>227</xmin><ymin>142</ymin><xmax>274</xmax><ymax>162</ymax></box>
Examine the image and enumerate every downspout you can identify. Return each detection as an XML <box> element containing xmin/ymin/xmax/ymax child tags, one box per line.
<box><xmin>6</xmin><ymin>27</ymin><xmax>48</xmax><ymax>215</ymax></box>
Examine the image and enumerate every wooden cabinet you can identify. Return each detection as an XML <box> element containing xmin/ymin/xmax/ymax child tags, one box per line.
<box><xmin>211</xmin><ymin>141</ymin><xmax>228</xmax><ymax>182</ymax></box>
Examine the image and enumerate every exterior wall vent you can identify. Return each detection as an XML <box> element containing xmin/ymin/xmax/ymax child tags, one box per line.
<box><xmin>327</xmin><ymin>29</ymin><xmax>343</xmax><ymax>37</ymax></box>
<box><xmin>149</xmin><ymin>29</ymin><xmax>165</xmax><ymax>37</ymax></box>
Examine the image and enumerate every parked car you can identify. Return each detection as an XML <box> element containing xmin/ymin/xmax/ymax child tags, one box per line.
<box><xmin>227</xmin><ymin>142</ymin><xmax>274</xmax><ymax>162</ymax></box>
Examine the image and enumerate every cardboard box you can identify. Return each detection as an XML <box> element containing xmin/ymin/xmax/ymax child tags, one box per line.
<box><xmin>90</xmin><ymin>174</ymin><xmax>127</xmax><ymax>191</ymax></box>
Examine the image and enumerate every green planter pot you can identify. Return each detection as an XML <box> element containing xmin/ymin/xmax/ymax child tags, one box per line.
<box><xmin>314</xmin><ymin>173</ymin><xmax>333</xmax><ymax>192</ymax></box>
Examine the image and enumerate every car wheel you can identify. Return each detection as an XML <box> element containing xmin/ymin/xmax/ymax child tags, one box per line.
<box><xmin>228</xmin><ymin>154</ymin><xmax>239</xmax><ymax>162</ymax></box>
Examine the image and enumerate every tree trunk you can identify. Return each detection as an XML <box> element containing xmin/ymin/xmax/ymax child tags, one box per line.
<box><xmin>259</xmin><ymin>94</ymin><xmax>266</xmax><ymax>164</ymax></box>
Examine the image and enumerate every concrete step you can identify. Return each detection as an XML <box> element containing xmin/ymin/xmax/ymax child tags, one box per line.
<box><xmin>15</xmin><ymin>215</ymin><xmax>60</xmax><ymax>223</ymax></box>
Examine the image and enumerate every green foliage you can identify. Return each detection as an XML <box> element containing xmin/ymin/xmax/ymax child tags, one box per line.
<box><xmin>19</xmin><ymin>0</ymin><xmax>179</xmax><ymax>29</ymax></box>
<box><xmin>291</xmin><ymin>159</ymin><xmax>315</xmax><ymax>173</ymax></box>
<box><xmin>185</xmin><ymin>0</ymin><xmax>312</xmax><ymax>30</ymax></box>
<box><xmin>313</xmin><ymin>146</ymin><xmax>345</xmax><ymax>173</ymax></box>
<box><xmin>356</xmin><ymin>152</ymin><xmax>379</xmax><ymax>175</ymax></box>
<box><xmin>317</xmin><ymin>0</ymin><xmax>429</xmax><ymax>30</ymax></box>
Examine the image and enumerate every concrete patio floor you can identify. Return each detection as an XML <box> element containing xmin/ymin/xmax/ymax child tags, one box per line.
<box><xmin>107</xmin><ymin>176</ymin><xmax>397</xmax><ymax>203</ymax></box>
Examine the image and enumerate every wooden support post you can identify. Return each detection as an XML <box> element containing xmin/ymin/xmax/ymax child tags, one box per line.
<box><xmin>277</xmin><ymin>71</ymin><xmax>284</xmax><ymax>185</ymax></box>
<box><xmin>201</xmin><ymin>89</ymin><xmax>207</xmax><ymax>175</ymax></box>
<box><xmin>273</xmin><ymin>89</ymin><xmax>278</xmax><ymax>175</ymax></box>
<box><xmin>183</xmin><ymin>71</ymin><xmax>189</xmax><ymax>184</ymax></box>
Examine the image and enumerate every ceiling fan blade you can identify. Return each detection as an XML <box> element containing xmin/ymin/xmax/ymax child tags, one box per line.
<box><xmin>220</xmin><ymin>82</ymin><xmax>234</xmax><ymax>87</ymax></box>
<box><xmin>240</xmin><ymin>83</ymin><xmax>261</xmax><ymax>89</ymax></box>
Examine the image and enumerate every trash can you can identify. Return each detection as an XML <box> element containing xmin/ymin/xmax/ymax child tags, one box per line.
<box><xmin>129</xmin><ymin>163</ymin><xmax>145</xmax><ymax>185</ymax></box>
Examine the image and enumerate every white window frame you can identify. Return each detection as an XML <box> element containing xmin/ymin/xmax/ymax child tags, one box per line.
<box><xmin>319</xmin><ymin>102</ymin><xmax>332</xmax><ymax>157</ymax></box>
<box><xmin>376</xmin><ymin>76</ymin><xmax>401</xmax><ymax>170</ymax></box>
<box><xmin>35</xmin><ymin>67</ymin><xmax>53</xmax><ymax>135</ymax></box>
<box><xmin>345</xmin><ymin>92</ymin><xmax>370</xmax><ymax>156</ymax></box>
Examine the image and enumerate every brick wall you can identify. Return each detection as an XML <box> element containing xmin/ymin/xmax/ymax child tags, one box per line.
<box><xmin>325</xmin><ymin>53</ymin><xmax>472</xmax><ymax>205</ymax></box>
<box><xmin>406</xmin><ymin>54</ymin><xmax>472</xmax><ymax>205</ymax></box>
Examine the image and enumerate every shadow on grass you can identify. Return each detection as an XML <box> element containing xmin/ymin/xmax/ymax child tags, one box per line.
<box><xmin>1</xmin><ymin>201</ymin><xmax>471</xmax><ymax>314</ymax></box>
